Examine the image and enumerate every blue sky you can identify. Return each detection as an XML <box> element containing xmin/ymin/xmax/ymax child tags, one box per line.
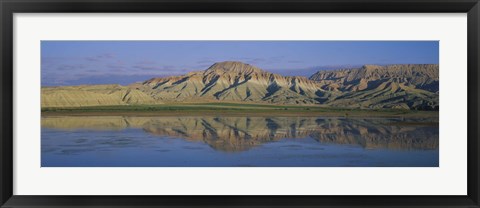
<box><xmin>41</xmin><ymin>41</ymin><xmax>439</xmax><ymax>86</ymax></box>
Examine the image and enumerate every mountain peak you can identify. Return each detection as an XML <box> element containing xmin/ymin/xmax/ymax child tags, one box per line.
<box><xmin>206</xmin><ymin>61</ymin><xmax>265</xmax><ymax>74</ymax></box>
<box><xmin>362</xmin><ymin>64</ymin><xmax>383</xmax><ymax>70</ymax></box>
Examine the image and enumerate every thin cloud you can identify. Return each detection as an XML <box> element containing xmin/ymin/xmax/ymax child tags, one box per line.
<box><xmin>85</xmin><ymin>53</ymin><xmax>115</xmax><ymax>62</ymax></box>
<box><xmin>287</xmin><ymin>60</ymin><xmax>303</xmax><ymax>64</ymax></box>
<box><xmin>106</xmin><ymin>64</ymin><xmax>127</xmax><ymax>70</ymax></box>
<box><xmin>136</xmin><ymin>60</ymin><xmax>157</xmax><ymax>65</ymax></box>
<box><xmin>132</xmin><ymin>65</ymin><xmax>175</xmax><ymax>71</ymax></box>
<box><xmin>56</xmin><ymin>64</ymin><xmax>86</xmax><ymax>71</ymax></box>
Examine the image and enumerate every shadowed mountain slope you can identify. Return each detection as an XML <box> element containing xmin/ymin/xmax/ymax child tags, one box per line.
<box><xmin>309</xmin><ymin>64</ymin><xmax>439</xmax><ymax>110</ymax></box>
<box><xmin>134</xmin><ymin>61</ymin><xmax>322</xmax><ymax>105</ymax></box>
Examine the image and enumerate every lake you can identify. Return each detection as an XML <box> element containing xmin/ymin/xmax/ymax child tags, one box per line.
<box><xmin>41</xmin><ymin>116</ymin><xmax>439</xmax><ymax>167</ymax></box>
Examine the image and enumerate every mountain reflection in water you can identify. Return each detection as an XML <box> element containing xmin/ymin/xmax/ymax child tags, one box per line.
<box><xmin>41</xmin><ymin>116</ymin><xmax>439</xmax><ymax>167</ymax></box>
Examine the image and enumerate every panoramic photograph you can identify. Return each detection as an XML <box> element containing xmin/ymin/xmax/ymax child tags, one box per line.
<box><xmin>41</xmin><ymin>41</ymin><xmax>439</xmax><ymax>167</ymax></box>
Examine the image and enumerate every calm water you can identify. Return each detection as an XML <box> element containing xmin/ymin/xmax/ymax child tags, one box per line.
<box><xmin>41</xmin><ymin>116</ymin><xmax>439</xmax><ymax>167</ymax></box>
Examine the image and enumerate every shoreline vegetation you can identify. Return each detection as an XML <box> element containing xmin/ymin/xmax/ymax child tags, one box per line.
<box><xmin>41</xmin><ymin>103</ymin><xmax>439</xmax><ymax>118</ymax></box>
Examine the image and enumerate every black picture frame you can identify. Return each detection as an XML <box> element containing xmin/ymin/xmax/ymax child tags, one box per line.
<box><xmin>1</xmin><ymin>0</ymin><xmax>479</xmax><ymax>207</ymax></box>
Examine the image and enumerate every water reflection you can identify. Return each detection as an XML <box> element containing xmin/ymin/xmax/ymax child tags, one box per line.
<box><xmin>42</xmin><ymin>116</ymin><xmax>438</xmax><ymax>152</ymax></box>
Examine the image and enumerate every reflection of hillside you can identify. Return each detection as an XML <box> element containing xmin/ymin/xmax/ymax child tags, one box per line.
<box><xmin>42</xmin><ymin>116</ymin><xmax>438</xmax><ymax>152</ymax></box>
<box><xmin>143</xmin><ymin>117</ymin><xmax>324</xmax><ymax>152</ymax></box>
<box><xmin>42</xmin><ymin>116</ymin><xmax>157</xmax><ymax>130</ymax></box>
<box><xmin>309</xmin><ymin>118</ymin><xmax>438</xmax><ymax>150</ymax></box>
<box><xmin>42</xmin><ymin>116</ymin><xmax>130</xmax><ymax>130</ymax></box>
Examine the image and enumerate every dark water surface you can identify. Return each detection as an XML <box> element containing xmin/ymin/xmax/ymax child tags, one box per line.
<box><xmin>41</xmin><ymin>116</ymin><xmax>439</xmax><ymax>167</ymax></box>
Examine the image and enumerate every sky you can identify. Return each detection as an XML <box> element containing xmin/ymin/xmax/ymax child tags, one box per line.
<box><xmin>41</xmin><ymin>41</ymin><xmax>439</xmax><ymax>86</ymax></box>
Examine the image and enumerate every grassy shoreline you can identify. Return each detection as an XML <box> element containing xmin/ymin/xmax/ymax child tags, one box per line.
<box><xmin>42</xmin><ymin>103</ymin><xmax>439</xmax><ymax>118</ymax></box>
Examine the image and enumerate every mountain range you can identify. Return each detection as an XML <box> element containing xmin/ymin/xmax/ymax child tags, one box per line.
<box><xmin>42</xmin><ymin>61</ymin><xmax>439</xmax><ymax>110</ymax></box>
